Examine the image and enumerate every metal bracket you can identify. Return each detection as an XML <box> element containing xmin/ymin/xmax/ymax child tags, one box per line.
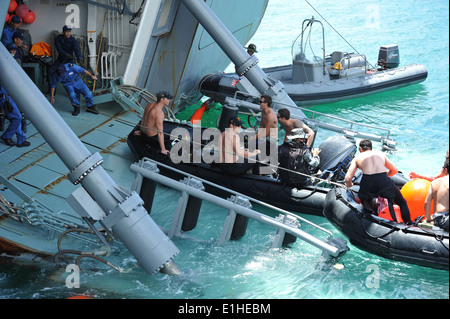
<box><xmin>218</xmin><ymin>196</ymin><xmax>252</xmax><ymax>244</ymax></box>
<box><xmin>67</xmin><ymin>152</ymin><xmax>104</xmax><ymax>185</ymax></box>
<box><xmin>271</xmin><ymin>214</ymin><xmax>301</xmax><ymax>249</ymax></box>
<box><xmin>102</xmin><ymin>191</ymin><xmax>144</xmax><ymax>230</ymax></box>
<box><xmin>236</xmin><ymin>55</ymin><xmax>259</xmax><ymax>77</ymax></box>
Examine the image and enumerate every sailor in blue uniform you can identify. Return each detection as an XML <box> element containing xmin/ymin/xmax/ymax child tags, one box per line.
<box><xmin>49</xmin><ymin>63</ymin><xmax>98</xmax><ymax>116</ymax></box>
<box><xmin>55</xmin><ymin>25</ymin><xmax>82</xmax><ymax>64</ymax></box>
<box><xmin>0</xmin><ymin>86</ymin><xmax>30</xmax><ymax>147</ymax></box>
<box><xmin>1</xmin><ymin>16</ymin><xmax>22</xmax><ymax>47</ymax></box>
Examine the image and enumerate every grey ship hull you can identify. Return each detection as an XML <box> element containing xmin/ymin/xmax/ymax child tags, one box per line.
<box><xmin>0</xmin><ymin>0</ymin><xmax>268</xmax><ymax>261</ymax></box>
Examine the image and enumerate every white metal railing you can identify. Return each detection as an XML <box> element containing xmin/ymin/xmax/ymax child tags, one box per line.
<box><xmin>130</xmin><ymin>157</ymin><xmax>349</xmax><ymax>258</ymax></box>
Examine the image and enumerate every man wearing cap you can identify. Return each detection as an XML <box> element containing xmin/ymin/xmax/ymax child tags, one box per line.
<box><xmin>235</xmin><ymin>43</ymin><xmax>258</xmax><ymax>73</ymax></box>
<box><xmin>55</xmin><ymin>25</ymin><xmax>82</xmax><ymax>64</ymax></box>
<box><xmin>245</xmin><ymin>43</ymin><xmax>258</xmax><ymax>56</ymax></box>
<box><xmin>278</xmin><ymin>128</ymin><xmax>321</xmax><ymax>188</ymax></box>
<box><xmin>135</xmin><ymin>91</ymin><xmax>173</xmax><ymax>155</ymax></box>
<box><xmin>1</xmin><ymin>16</ymin><xmax>22</xmax><ymax>47</ymax></box>
<box><xmin>216</xmin><ymin>116</ymin><xmax>261</xmax><ymax>175</ymax></box>
<box><xmin>11</xmin><ymin>31</ymin><xmax>27</xmax><ymax>65</ymax></box>
<box><xmin>49</xmin><ymin>63</ymin><xmax>98</xmax><ymax>116</ymax></box>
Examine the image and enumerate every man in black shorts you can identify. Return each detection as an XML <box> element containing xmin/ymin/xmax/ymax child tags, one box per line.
<box><xmin>345</xmin><ymin>139</ymin><xmax>411</xmax><ymax>224</ymax></box>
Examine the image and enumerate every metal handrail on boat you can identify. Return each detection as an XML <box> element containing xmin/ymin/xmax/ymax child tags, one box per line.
<box><xmin>130</xmin><ymin>157</ymin><xmax>349</xmax><ymax>258</ymax></box>
<box><xmin>225</xmin><ymin>96</ymin><xmax>397</xmax><ymax>150</ymax></box>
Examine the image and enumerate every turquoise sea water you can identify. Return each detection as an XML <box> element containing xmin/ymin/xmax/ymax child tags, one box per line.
<box><xmin>1</xmin><ymin>0</ymin><xmax>448</xmax><ymax>300</ymax></box>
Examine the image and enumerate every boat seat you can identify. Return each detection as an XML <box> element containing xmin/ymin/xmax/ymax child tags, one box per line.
<box><xmin>330</xmin><ymin>51</ymin><xmax>346</xmax><ymax>65</ymax></box>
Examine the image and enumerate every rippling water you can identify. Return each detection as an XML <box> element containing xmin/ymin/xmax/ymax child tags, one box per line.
<box><xmin>1</xmin><ymin>0</ymin><xmax>448</xmax><ymax>299</ymax></box>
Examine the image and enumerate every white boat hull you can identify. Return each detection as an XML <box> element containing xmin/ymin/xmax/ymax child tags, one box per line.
<box><xmin>200</xmin><ymin>63</ymin><xmax>428</xmax><ymax>106</ymax></box>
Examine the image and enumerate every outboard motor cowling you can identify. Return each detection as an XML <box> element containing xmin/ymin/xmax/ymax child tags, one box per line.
<box><xmin>318</xmin><ymin>135</ymin><xmax>356</xmax><ymax>181</ymax></box>
<box><xmin>378</xmin><ymin>44</ymin><xmax>400</xmax><ymax>69</ymax></box>
<box><xmin>218</xmin><ymin>104</ymin><xmax>239</xmax><ymax>132</ymax></box>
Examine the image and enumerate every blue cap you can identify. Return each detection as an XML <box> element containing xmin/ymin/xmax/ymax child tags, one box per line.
<box><xmin>63</xmin><ymin>25</ymin><xmax>72</xmax><ymax>32</ymax></box>
<box><xmin>11</xmin><ymin>16</ymin><xmax>22</xmax><ymax>24</ymax></box>
<box><xmin>12</xmin><ymin>31</ymin><xmax>24</xmax><ymax>40</ymax></box>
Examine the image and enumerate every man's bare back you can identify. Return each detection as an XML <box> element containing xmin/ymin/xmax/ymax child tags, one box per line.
<box><xmin>345</xmin><ymin>148</ymin><xmax>398</xmax><ymax>188</ymax></box>
<box><xmin>141</xmin><ymin>102</ymin><xmax>157</xmax><ymax>137</ymax></box>
<box><xmin>354</xmin><ymin>150</ymin><xmax>393</xmax><ymax>175</ymax></box>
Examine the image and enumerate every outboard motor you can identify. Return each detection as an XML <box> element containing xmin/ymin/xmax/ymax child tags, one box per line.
<box><xmin>218</xmin><ymin>104</ymin><xmax>239</xmax><ymax>132</ymax></box>
<box><xmin>378</xmin><ymin>44</ymin><xmax>400</xmax><ymax>69</ymax></box>
<box><xmin>318</xmin><ymin>135</ymin><xmax>356</xmax><ymax>182</ymax></box>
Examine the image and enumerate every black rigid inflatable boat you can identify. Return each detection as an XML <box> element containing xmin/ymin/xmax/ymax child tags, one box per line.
<box><xmin>127</xmin><ymin>120</ymin><xmax>356</xmax><ymax>216</ymax></box>
<box><xmin>324</xmin><ymin>187</ymin><xmax>449</xmax><ymax>270</ymax></box>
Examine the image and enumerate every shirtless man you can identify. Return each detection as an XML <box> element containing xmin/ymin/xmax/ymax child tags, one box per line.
<box><xmin>254</xmin><ymin>95</ymin><xmax>278</xmax><ymax>140</ymax></box>
<box><xmin>424</xmin><ymin>160</ymin><xmax>449</xmax><ymax>230</ymax></box>
<box><xmin>217</xmin><ymin>116</ymin><xmax>260</xmax><ymax>175</ymax></box>
<box><xmin>135</xmin><ymin>91</ymin><xmax>173</xmax><ymax>155</ymax></box>
<box><xmin>345</xmin><ymin>139</ymin><xmax>411</xmax><ymax>223</ymax></box>
<box><xmin>277</xmin><ymin>108</ymin><xmax>315</xmax><ymax>147</ymax></box>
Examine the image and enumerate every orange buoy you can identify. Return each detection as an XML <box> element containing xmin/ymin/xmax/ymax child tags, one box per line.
<box><xmin>8</xmin><ymin>0</ymin><xmax>17</xmax><ymax>13</ymax></box>
<box><xmin>15</xmin><ymin>4</ymin><xmax>29</xmax><ymax>18</ymax></box>
<box><xmin>23</xmin><ymin>10</ymin><xmax>36</xmax><ymax>24</ymax></box>
<box><xmin>400</xmin><ymin>178</ymin><xmax>434</xmax><ymax>220</ymax></box>
<box><xmin>5</xmin><ymin>12</ymin><xmax>9</xmax><ymax>23</ymax></box>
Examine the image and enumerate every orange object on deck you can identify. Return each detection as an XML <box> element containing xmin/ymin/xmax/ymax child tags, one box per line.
<box><xmin>190</xmin><ymin>105</ymin><xmax>206</xmax><ymax>125</ymax></box>
<box><xmin>379</xmin><ymin>204</ymin><xmax>403</xmax><ymax>223</ymax></box>
<box><xmin>401</xmin><ymin>178</ymin><xmax>434</xmax><ymax>220</ymax></box>
<box><xmin>190</xmin><ymin>99</ymin><xmax>213</xmax><ymax>125</ymax></box>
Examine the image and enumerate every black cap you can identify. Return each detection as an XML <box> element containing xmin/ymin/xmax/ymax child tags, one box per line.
<box><xmin>12</xmin><ymin>31</ymin><xmax>24</xmax><ymax>40</ymax></box>
<box><xmin>63</xmin><ymin>25</ymin><xmax>72</xmax><ymax>32</ymax></box>
<box><xmin>156</xmin><ymin>91</ymin><xmax>174</xmax><ymax>100</ymax></box>
<box><xmin>229</xmin><ymin>116</ymin><xmax>244</xmax><ymax>127</ymax></box>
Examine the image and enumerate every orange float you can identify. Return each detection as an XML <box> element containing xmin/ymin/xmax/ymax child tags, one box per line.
<box><xmin>23</xmin><ymin>10</ymin><xmax>36</xmax><ymax>24</ymax></box>
<box><xmin>8</xmin><ymin>0</ymin><xmax>17</xmax><ymax>13</ymax></box>
<box><xmin>5</xmin><ymin>12</ymin><xmax>9</xmax><ymax>23</ymax></box>
<box><xmin>400</xmin><ymin>178</ymin><xmax>434</xmax><ymax>221</ymax></box>
<box><xmin>15</xmin><ymin>4</ymin><xmax>29</xmax><ymax>18</ymax></box>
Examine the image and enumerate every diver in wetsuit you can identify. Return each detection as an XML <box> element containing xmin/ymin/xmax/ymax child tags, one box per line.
<box><xmin>345</xmin><ymin>139</ymin><xmax>412</xmax><ymax>224</ymax></box>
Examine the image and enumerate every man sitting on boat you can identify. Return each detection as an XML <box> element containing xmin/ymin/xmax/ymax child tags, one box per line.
<box><xmin>277</xmin><ymin>108</ymin><xmax>315</xmax><ymax>146</ymax></box>
<box><xmin>216</xmin><ymin>116</ymin><xmax>260</xmax><ymax>175</ymax></box>
<box><xmin>134</xmin><ymin>91</ymin><xmax>173</xmax><ymax>155</ymax></box>
<box><xmin>278</xmin><ymin>128</ymin><xmax>321</xmax><ymax>188</ymax></box>
<box><xmin>345</xmin><ymin>139</ymin><xmax>412</xmax><ymax>224</ymax></box>
<box><xmin>424</xmin><ymin>160</ymin><xmax>449</xmax><ymax>231</ymax></box>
